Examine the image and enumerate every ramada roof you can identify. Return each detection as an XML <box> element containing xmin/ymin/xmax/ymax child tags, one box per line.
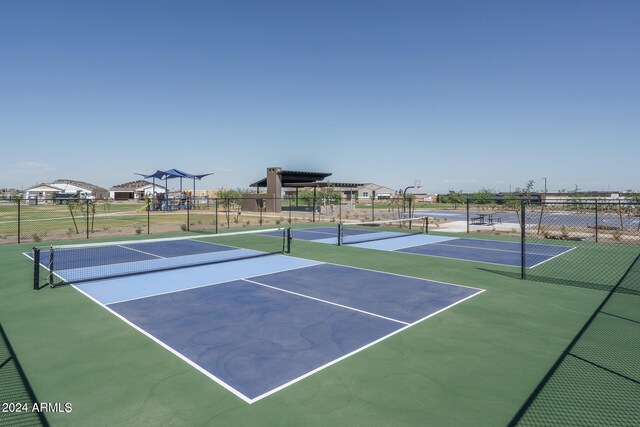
<box><xmin>110</xmin><ymin>180</ymin><xmax>166</xmax><ymax>191</ymax></box>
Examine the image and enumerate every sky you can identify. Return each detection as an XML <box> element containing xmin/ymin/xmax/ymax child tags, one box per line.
<box><xmin>1</xmin><ymin>0</ymin><xmax>638</xmax><ymax>194</ymax></box>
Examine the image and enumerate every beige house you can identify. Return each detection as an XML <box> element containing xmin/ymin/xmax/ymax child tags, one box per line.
<box><xmin>110</xmin><ymin>180</ymin><xmax>167</xmax><ymax>201</ymax></box>
<box><xmin>25</xmin><ymin>179</ymin><xmax>108</xmax><ymax>200</ymax></box>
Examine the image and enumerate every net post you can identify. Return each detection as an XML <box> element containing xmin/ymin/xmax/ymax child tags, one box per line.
<box><xmin>337</xmin><ymin>223</ymin><xmax>342</xmax><ymax>246</ymax></box>
<box><xmin>48</xmin><ymin>246</ymin><xmax>55</xmax><ymax>288</ymax></box>
<box><xmin>285</xmin><ymin>228</ymin><xmax>292</xmax><ymax>253</ymax></box>
<box><xmin>33</xmin><ymin>248</ymin><xmax>40</xmax><ymax>290</ymax></box>
<box><xmin>424</xmin><ymin>216</ymin><xmax>428</xmax><ymax>234</ymax></box>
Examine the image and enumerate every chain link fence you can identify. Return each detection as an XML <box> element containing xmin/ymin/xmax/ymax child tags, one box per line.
<box><xmin>511</xmin><ymin>251</ymin><xmax>640</xmax><ymax>426</ymax></box>
<box><xmin>514</xmin><ymin>200</ymin><xmax>640</xmax><ymax>425</ymax></box>
<box><xmin>0</xmin><ymin>324</ymin><xmax>48</xmax><ymax>426</ymax></box>
<box><xmin>0</xmin><ymin>195</ymin><xmax>406</xmax><ymax>245</ymax></box>
<box><xmin>458</xmin><ymin>198</ymin><xmax>640</xmax><ymax>424</ymax></box>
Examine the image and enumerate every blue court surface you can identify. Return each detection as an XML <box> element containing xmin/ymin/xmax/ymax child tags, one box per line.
<box><xmin>275</xmin><ymin>227</ymin><xmax>574</xmax><ymax>268</ymax></box>
<box><xmin>351</xmin><ymin>235</ymin><xmax>574</xmax><ymax>268</ymax></box>
<box><xmin>40</xmin><ymin>239</ymin><xmax>484</xmax><ymax>403</ymax></box>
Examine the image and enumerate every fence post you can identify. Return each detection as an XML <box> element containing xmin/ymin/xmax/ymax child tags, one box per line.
<box><xmin>521</xmin><ymin>199</ymin><xmax>526</xmax><ymax>280</ymax></box>
<box><xmin>288</xmin><ymin>197</ymin><xmax>292</xmax><ymax>224</ymax></box>
<box><xmin>187</xmin><ymin>198</ymin><xmax>190</xmax><ymax>231</ymax></box>
<box><xmin>595</xmin><ymin>199</ymin><xmax>598</xmax><ymax>243</ymax></box>
<box><xmin>312</xmin><ymin>196</ymin><xmax>316</xmax><ymax>223</ymax></box>
<box><xmin>17</xmin><ymin>199</ymin><xmax>21</xmax><ymax>244</ymax></box>
<box><xmin>466</xmin><ymin>199</ymin><xmax>470</xmax><ymax>234</ymax></box>
<box><xmin>86</xmin><ymin>200</ymin><xmax>90</xmax><ymax>239</ymax></box>
<box><xmin>147</xmin><ymin>205</ymin><xmax>150</xmax><ymax>234</ymax></box>
<box><xmin>215</xmin><ymin>198</ymin><xmax>218</xmax><ymax>234</ymax></box>
<box><xmin>371</xmin><ymin>191</ymin><xmax>375</xmax><ymax>221</ymax></box>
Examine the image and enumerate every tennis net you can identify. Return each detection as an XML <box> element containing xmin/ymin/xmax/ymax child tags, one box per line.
<box><xmin>32</xmin><ymin>227</ymin><xmax>291</xmax><ymax>289</ymax></box>
<box><xmin>338</xmin><ymin>217</ymin><xmax>427</xmax><ymax>245</ymax></box>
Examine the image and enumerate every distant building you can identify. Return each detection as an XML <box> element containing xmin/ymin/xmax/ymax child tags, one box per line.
<box><xmin>109</xmin><ymin>180</ymin><xmax>167</xmax><ymax>201</ymax></box>
<box><xmin>413</xmin><ymin>193</ymin><xmax>438</xmax><ymax>203</ymax></box>
<box><xmin>356</xmin><ymin>183</ymin><xmax>395</xmax><ymax>201</ymax></box>
<box><xmin>24</xmin><ymin>179</ymin><xmax>108</xmax><ymax>200</ymax></box>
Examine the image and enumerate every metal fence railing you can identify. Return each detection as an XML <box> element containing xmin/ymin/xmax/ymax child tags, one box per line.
<box><xmin>0</xmin><ymin>195</ymin><xmax>411</xmax><ymax>245</ymax></box>
<box><xmin>457</xmin><ymin>198</ymin><xmax>640</xmax><ymax>424</ymax></box>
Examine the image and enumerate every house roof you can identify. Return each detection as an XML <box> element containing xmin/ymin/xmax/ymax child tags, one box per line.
<box><xmin>250</xmin><ymin>170</ymin><xmax>332</xmax><ymax>188</ymax></box>
<box><xmin>25</xmin><ymin>183</ymin><xmax>64</xmax><ymax>192</ymax></box>
<box><xmin>52</xmin><ymin>179</ymin><xmax>108</xmax><ymax>193</ymax></box>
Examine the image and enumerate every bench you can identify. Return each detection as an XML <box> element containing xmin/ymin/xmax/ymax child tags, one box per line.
<box><xmin>487</xmin><ymin>214</ymin><xmax>502</xmax><ymax>225</ymax></box>
<box><xmin>470</xmin><ymin>214</ymin><xmax>486</xmax><ymax>225</ymax></box>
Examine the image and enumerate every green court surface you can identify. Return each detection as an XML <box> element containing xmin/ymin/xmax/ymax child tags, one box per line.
<box><xmin>0</xmin><ymin>229</ymin><xmax>621</xmax><ymax>426</ymax></box>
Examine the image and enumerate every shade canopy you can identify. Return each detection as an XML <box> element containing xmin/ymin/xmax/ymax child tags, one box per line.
<box><xmin>134</xmin><ymin>169</ymin><xmax>214</xmax><ymax>211</ymax></box>
<box><xmin>135</xmin><ymin>169</ymin><xmax>214</xmax><ymax>181</ymax></box>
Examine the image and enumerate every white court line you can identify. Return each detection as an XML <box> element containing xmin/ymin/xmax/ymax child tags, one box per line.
<box><xmin>410</xmin><ymin>239</ymin><xmax>572</xmax><ymax>257</ymax></box>
<box><xmin>431</xmin><ymin>241</ymin><xmax>523</xmax><ymax>254</ymax></box>
<box><xmin>359</xmin><ymin>235</ymin><xmax>457</xmax><ymax>251</ymax></box>
<box><xmin>241</xmin><ymin>278</ymin><xmax>409</xmax><ymax>325</ymax></box>
<box><xmin>528</xmin><ymin>246</ymin><xmax>577</xmax><ymax>268</ymax></box>
<box><xmin>251</xmin><ymin>287</ymin><xmax>485</xmax><ymax>403</ymax></box>
<box><xmin>104</xmin><ymin>259</ymin><xmax>324</xmax><ymax>305</ymax></box>
<box><xmin>318</xmin><ymin>259</ymin><xmax>485</xmax><ymax>292</ymax></box>
<box><xmin>66</xmin><ymin>255</ymin><xmax>485</xmax><ymax>404</ymax></box>
<box><xmin>71</xmin><ymin>285</ymin><xmax>254</xmax><ymax>404</ymax></box>
<box><xmin>117</xmin><ymin>244</ymin><xmax>165</xmax><ymax>259</ymax></box>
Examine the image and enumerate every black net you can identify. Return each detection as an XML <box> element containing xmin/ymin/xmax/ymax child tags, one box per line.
<box><xmin>32</xmin><ymin>228</ymin><xmax>290</xmax><ymax>288</ymax></box>
<box><xmin>338</xmin><ymin>217</ymin><xmax>427</xmax><ymax>245</ymax></box>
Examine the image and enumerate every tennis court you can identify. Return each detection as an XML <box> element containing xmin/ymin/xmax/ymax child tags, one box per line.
<box><xmin>4</xmin><ymin>216</ymin><xmax>636</xmax><ymax>425</ymax></box>
<box><xmin>276</xmin><ymin>221</ymin><xmax>574</xmax><ymax>268</ymax></box>
<box><xmin>25</xmin><ymin>231</ymin><xmax>483</xmax><ymax>403</ymax></box>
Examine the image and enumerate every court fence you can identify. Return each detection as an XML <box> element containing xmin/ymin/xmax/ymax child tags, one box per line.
<box><xmin>460</xmin><ymin>197</ymin><xmax>640</xmax><ymax>425</ymax></box>
<box><xmin>0</xmin><ymin>323</ymin><xmax>48</xmax><ymax>426</ymax></box>
<box><xmin>0</xmin><ymin>195</ymin><xmax>415</xmax><ymax>245</ymax></box>
<box><xmin>459</xmin><ymin>198</ymin><xmax>640</xmax><ymax>288</ymax></box>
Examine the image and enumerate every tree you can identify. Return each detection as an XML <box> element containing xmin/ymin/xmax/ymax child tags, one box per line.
<box><xmin>523</xmin><ymin>180</ymin><xmax>535</xmax><ymax>205</ymax></box>
<box><xmin>298</xmin><ymin>189</ymin><xmax>316</xmax><ymax>209</ymax></box>
<box><xmin>405</xmin><ymin>193</ymin><xmax>416</xmax><ymax>217</ymax></box>
<box><xmin>474</xmin><ymin>188</ymin><xmax>495</xmax><ymax>208</ymax></box>
<box><xmin>218</xmin><ymin>188</ymin><xmax>243</xmax><ymax>228</ymax></box>
<box><xmin>442</xmin><ymin>190</ymin><xmax>464</xmax><ymax>209</ymax></box>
